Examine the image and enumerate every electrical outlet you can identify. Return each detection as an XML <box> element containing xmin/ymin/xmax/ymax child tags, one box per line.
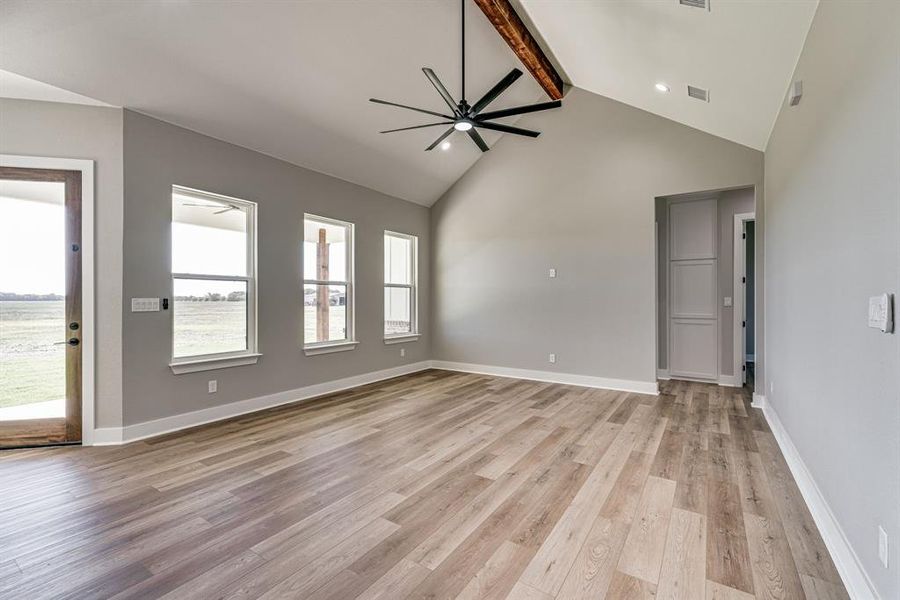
<box><xmin>208</xmin><ymin>380</ymin><xmax>217</xmax><ymax>394</ymax></box>
<box><xmin>549</xmin><ymin>268</ymin><xmax>557</xmax><ymax>279</ymax></box>
<box><xmin>400</xmin><ymin>348</ymin><xmax>406</xmax><ymax>358</ymax></box>
<box><xmin>879</xmin><ymin>526</ymin><xmax>889</xmax><ymax>568</ymax></box>
<box><xmin>548</xmin><ymin>353</ymin><xmax>557</xmax><ymax>364</ymax></box>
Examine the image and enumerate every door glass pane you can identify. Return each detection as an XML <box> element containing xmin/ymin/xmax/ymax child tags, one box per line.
<box><xmin>384</xmin><ymin>235</ymin><xmax>411</xmax><ymax>285</ymax></box>
<box><xmin>304</xmin><ymin>284</ymin><xmax>347</xmax><ymax>344</ymax></box>
<box><xmin>172</xmin><ymin>191</ymin><xmax>247</xmax><ymax>276</ymax></box>
<box><xmin>384</xmin><ymin>287</ymin><xmax>412</xmax><ymax>335</ymax></box>
<box><xmin>173</xmin><ymin>279</ymin><xmax>247</xmax><ymax>358</ymax></box>
<box><xmin>0</xmin><ymin>181</ymin><xmax>66</xmax><ymax>420</ymax></box>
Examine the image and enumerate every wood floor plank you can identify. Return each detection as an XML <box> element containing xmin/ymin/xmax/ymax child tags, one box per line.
<box><xmin>706</xmin><ymin>479</ymin><xmax>755</xmax><ymax>594</ymax></box>
<box><xmin>0</xmin><ymin>372</ymin><xmax>845</xmax><ymax>600</ymax></box>
<box><xmin>743</xmin><ymin>512</ymin><xmax>806</xmax><ymax>600</ymax></box>
<box><xmin>617</xmin><ymin>475</ymin><xmax>677</xmax><ymax>584</ymax></box>
<box><xmin>706</xmin><ymin>579</ymin><xmax>755</xmax><ymax>600</ymax></box>
<box><xmin>656</xmin><ymin>508</ymin><xmax>707</xmax><ymax>600</ymax></box>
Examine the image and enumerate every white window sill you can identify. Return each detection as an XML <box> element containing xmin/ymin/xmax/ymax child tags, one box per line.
<box><xmin>304</xmin><ymin>341</ymin><xmax>359</xmax><ymax>356</ymax></box>
<box><xmin>170</xmin><ymin>353</ymin><xmax>262</xmax><ymax>374</ymax></box>
<box><xmin>384</xmin><ymin>334</ymin><xmax>420</xmax><ymax>345</ymax></box>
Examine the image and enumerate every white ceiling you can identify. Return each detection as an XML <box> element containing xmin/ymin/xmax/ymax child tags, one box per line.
<box><xmin>520</xmin><ymin>0</ymin><xmax>818</xmax><ymax>151</ymax></box>
<box><xmin>0</xmin><ymin>0</ymin><xmax>545</xmax><ymax>206</ymax></box>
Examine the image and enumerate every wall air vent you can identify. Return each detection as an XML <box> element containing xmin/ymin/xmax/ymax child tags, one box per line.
<box><xmin>687</xmin><ymin>85</ymin><xmax>709</xmax><ymax>102</ymax></box>
<box><xmin>679</xmin><ymin>0</ymin><xmax>709</xmax><ymax>10</ymax></box>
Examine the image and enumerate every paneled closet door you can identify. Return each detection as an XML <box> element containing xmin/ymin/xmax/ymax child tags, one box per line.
<box><xmin>668</xmin><ymin>198</ymin><xmax>718</xmax><ymax>381</ymax></box>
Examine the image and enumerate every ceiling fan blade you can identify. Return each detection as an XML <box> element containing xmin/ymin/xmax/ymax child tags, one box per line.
<box><xmin>476</xmin><ymin>100</ymin><xmax>562</xmax><ymax>122</ymax></box>
<box><xmin>470</xmin><ymin>69</ymin><xmax>523</xmax><ymax>116</ymax></box>
<box><xmin>422</xmin><ymin>68</ymin><xmax>460</xmax><ymax>115</ymax></box>
<box><xmin>467</xmin><ymin>128</ymin><xmax>489</xmax><ymax>152</ymax></box>
<box><xmin>425</xmin><ymin>127</ymin><xmax>455</xmax><ymax>151</ymax></box>
<box><xmin>369</xmin><ymin>98</ymin><xmax>454</xmax><ymax>120</ymax></box>
<box><xmin>379</xmin><ymin>122</ymin><xmax>453</xmax><ymax>134</ymax></box>
<box><xmin>475</xmin><ymin>121</ymin><xmax>541</xmax><ymax>138</ymax></box>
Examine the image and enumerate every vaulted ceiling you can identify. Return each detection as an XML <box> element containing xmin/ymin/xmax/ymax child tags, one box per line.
<box><xmin>1</xmin><ymin>1</ymin><xmax>818</xmax><ymax>206</ymax></box>
<box><xmin>520</xmin><ymin>0</ymin><xmax>818</xmax><ymax>151</ymax></box>
<box><xmin>0</xmin><ymin>0</ymin><xmax>544</xmax><ymax>206</ymax></box>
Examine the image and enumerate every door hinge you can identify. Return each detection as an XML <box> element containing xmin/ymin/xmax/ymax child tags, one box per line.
<box><xmin>742</xmin><ymin>364</ymin><xmax>746</xmax><ymax>371</ymax></box>
<box><xmin>742</xmin><ymin>276</ymin><xmax>746</xmax><ymax>284</ymax></box>
<box><xmin>742</xmin><ymin>320</ymin><xmax>746</xmax><ymax>327</ymax></box>
<box><xmin>742</xmin><ymin>233</ymin><xmax>746</xmax><ymax>239</ymax></box>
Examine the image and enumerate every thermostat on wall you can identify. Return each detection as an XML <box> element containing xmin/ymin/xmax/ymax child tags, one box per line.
<box><xmin>868</xmin><ymin>293</ymin><xmax>893</xmax><ymax>333</ymax></box>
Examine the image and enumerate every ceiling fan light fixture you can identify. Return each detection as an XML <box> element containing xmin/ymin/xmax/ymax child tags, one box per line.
<box><xmin>369</xmin><ymin>0</ymin><xmax>562</xmax><ymax>152</ymax></box>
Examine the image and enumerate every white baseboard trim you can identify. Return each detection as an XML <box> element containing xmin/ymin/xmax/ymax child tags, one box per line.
<box><xmin>89</xmin><ymin>361</ymin><xmax>432</xmax><ymax>446</ymax></box>
<box><xmin>431</xmin><ymin>361</ymin><xmax>658</xmax><ymax>396</ymax></box>
<box><xmin>718</xmin><ymin>374</ymin><xmax>743</xmax><ymax>388</ymax></box>
<box><xmin>751</xmin><ymin>393</ymin><xmax>766</xmax><ymax>409</ymax></box>
<box><xmin>657</xmin><ymin>369</ymin><xmax>670</xmax><ymax>380</ymax></box>
<box><xmin>761</xmin><ymin>403</ymin><xmax>879</xmax><ymax>599</ymax></box>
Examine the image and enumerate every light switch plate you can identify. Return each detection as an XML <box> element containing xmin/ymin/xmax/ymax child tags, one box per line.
<box><xmin>724</xmin><ymin>296</ymin><xmax>733</xmax><ymax>307</ymax></box>
<box><xmin>868</xmin><ymin>294</ymin><xmax>893</xmax><ymax>333</ymax></box>
<box><xmin>131</xmin><ymin>297</ymin><xmax>160</xmax><ymax>312</ymax></box>
<box><xmin>549</xmin><ymin>268</ymin><xmax>557</xmax><ymax>279</ymax></box>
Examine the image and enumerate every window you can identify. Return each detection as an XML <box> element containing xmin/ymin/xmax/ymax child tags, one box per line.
<box><xmin>303</xmin><ymin>214</ymin><xmax>355</xmax><ymax>353</ymax></box>
<box><xmin>384</xmin><ymin>231</ymin><xmax>417</xmax><ymax>340</ymax></box>
<box><xmin>170</xmin><ymin>186</ymin><xmax>258</xmax><ymax>372</ymax></box>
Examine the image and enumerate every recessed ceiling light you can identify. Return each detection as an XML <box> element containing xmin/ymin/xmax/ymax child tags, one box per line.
<box><xmin>440</xmin><ymin>141</ymin><xmax>451</xmax><ymax>151</ymax></box>
<box><xmin>655</xmin><ymin>83</ymin><xmax>670</xmax><ymax>93</ymax></box>
<box><xmin>453</xmin><ymin>121</ymin><xmax>473</xmax><ymax>131</ymax></box>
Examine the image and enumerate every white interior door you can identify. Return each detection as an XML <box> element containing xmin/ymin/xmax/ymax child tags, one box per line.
<box><xmin>668</xmin><ymin>198</ymin><xmax>718</xmax><ymax>381</ymax></box>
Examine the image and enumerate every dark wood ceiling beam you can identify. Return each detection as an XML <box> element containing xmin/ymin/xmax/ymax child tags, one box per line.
<box><xmin>472</xmin><ymin>0</ymin><xmax>564</xmax><ymax>100</ymax></box>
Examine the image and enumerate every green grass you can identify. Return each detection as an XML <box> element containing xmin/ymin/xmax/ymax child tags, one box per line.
<box><xmin>0</xmin><ymin>301</ymin><xmax>65</xmax><ymax>409</ymax></box>
<box><xmin>1</xmin><ymin>301</ymin><xmax>352</xmax><ymax>410</ymax></box>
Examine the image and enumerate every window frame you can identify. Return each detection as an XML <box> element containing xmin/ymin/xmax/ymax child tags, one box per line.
<box><xmin>383</xmin><ymin>230</ymin><xmax>418</xmax><ymax>342</ymax></box>
<box><xmin>169</xmin><ymin>185</ymin><xmax>259</xmax><ymax>373</ymax></box>
<box><xmin>302</xmin><ymin>213</ymin><xmax>356</xmax><ymax>354</ymax></box>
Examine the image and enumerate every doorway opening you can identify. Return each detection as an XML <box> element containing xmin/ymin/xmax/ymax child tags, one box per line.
<box><xmin>655</xmin><ymin>186</ymin><xmax>757</xmax><ymax>388</ymax></box>
<box><xmin>0</xmin><ymin>166</ymin><xmax>83</xmax><ymax>447</ymax></box>
<box><xmin>735</xmin><ymin>215</ymin><xmax>755</xmax><ymax>391</ymax></box>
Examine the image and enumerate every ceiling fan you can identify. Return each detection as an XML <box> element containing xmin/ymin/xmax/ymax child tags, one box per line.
<box><xmin>369</xmin><ymin>0</ymin><xmax>561</xmax><ymax>152</ymax></box>
<box><xmin>182</xmin><ymin>202</ymin><xmax>239</xmax><ymax>215</ymax></box>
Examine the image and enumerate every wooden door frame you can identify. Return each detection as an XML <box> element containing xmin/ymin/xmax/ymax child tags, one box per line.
<box><xmin>733</xmin><ymin>212</ymin><xmax>755</xmax><ymax>386</ymax></box>
<box><xmin>1</xmin><ymin>155</ymin><xmax>95</xmax><ymax>446</ymax></box>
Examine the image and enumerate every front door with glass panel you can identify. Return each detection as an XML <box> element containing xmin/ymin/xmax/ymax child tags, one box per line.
<box><xmin>0</xmin><ymin>167</ymin><xmax>82</xmax><ymax>448</ymax></box>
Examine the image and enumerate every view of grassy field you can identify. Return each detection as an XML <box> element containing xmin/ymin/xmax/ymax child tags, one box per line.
<box><xmin>1</xmin><ymin>301</ymin><xmax>352</xmax><ymax>410</ymax></box>
<box><xmin>0</xmin><ymin>301</ymin><xmax>65</xmax><ymax>409</ymax></box>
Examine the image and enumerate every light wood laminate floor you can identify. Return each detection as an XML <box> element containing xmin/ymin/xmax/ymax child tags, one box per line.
<box><xmin>0</xmin><ymin>370</ymin><xmax>848</xmax><ymax>600</ymax></box>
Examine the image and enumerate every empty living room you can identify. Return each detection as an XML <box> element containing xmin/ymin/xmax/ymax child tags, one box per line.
<box><xmin>0</xmin><ymin>1</ymin><xmax>898</xmax><ymax>598</ymax></box>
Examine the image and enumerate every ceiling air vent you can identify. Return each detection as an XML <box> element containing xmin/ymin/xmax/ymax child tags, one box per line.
<box><xmin>687</xmin><ymin>85</ymin><xmax>709</xmax><ymax>102</ymax></box>
<box><xmin>679</xmin><ymin>0</ymin><xmax>709</xmax><ymax>10</ymax></box>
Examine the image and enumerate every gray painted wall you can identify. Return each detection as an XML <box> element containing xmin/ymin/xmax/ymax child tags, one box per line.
<box><xmin>0</xmin><ymin>99</ymin><xmax>124</xmax><ymax>428</ymax></box>
<box><xmin>656</xmin><ymin>188</ymin><xmax>755</xmax><ymax>380</ymax></box>
<box><xmin>765</xmin><ymin>1</ymin><xmax>900</xmax><ymax>597</ymax></box>
<box><xmin>122</xmin><ymin>110</ymin><xmax>430</xmax><ymax>425</ymax></box>
<box><xmin>717</xmin><ymin>188</ymin><xmax>755</xmax><ymax>378</ymax></box>
<box><xmin>431</xmin><ymin>87</ymin><xmax>763</xmax><ymax>386</ymax></box>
